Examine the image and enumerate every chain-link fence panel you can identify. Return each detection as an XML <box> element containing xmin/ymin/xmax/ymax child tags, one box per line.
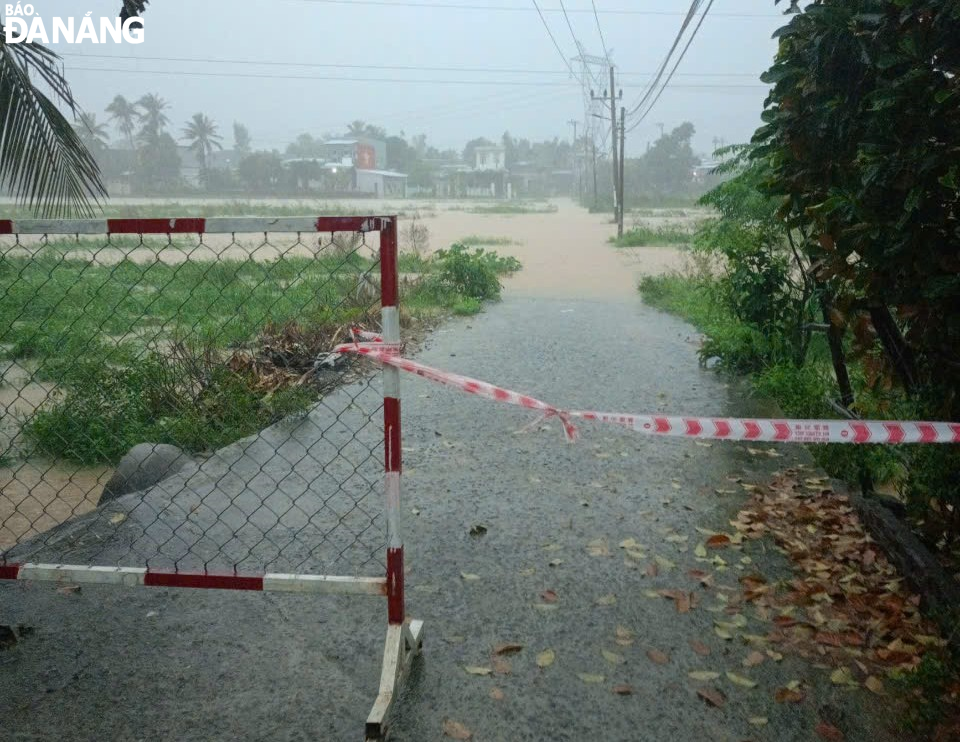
<box><xmin>0</xmin><ymin>216</ymin><xmax>396</xmax><ymax>584</ymax></box>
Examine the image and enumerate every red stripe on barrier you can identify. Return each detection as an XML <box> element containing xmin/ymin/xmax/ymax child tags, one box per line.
<box><xmin>685</xmin><ymin>419</ymin><xmax>702</xmax><ymax>436</ymax></box>
<box><xmin>143</xmin><ymin>570</ymin><xmax>263</xmax><ymax>591</ymax></box>
<box><xmin>0</xmin><ymin>220</ymin><xmax>13</xmax><ymax>235</ymax></box>
<box><xmin>953</xmin><ymin>424</ymin><xmax>960</xmax><ymax>443</ymax></box>
<box><xmin>379</xmin><ymin>218</ymin><xmax>398</xmax><ymax>307</ymax></box>
<box><xmin>852</xmin><ymin>422</ymin><xmax>871</xmax><ymax>443</ymax></box>
<box><xmin>384</xmin><ymin>397</ymin><xmax>402</xmax><ymax>473</ymax></box>
<box><xmin>773</xmin><ymin>422</ymin><xmax>791</xmax><ymax>441</ymax></box>
<box><xmin>654</xmin><ymin>417</ymin><xmax>671</xmax><ymax>433</ymax></box>
<box><xmin>918</xmin><ymin>423</ymin><xmax>937</xmax><ymax>443</ymax></box>
<box><xmin>713</xmin><ymin>420</ymin><xmax>732</xmax><ymax>438</ymax></box>
<box><xmin>743</xmin><ymin>421</ymin><xmax>762</xmax><ymax>439</ymax></box>
<box><xmin>0</xmin><ymin>563</ymin><xmax>21</xmax><ymax>580</ymax></box>
<box><xmin>386</xmin><ymin>547</ymin><xmax>404</xmax><ymax>625</ymax></box>
<box><xmin>107</xmin><ymin>218</ymin><xmax>206</xmax><ymax>234</ymax></box>
<box><xmin>884</xmin><ymin>423</ymin><xmax>905</xmax><ymax>444</ymax></box>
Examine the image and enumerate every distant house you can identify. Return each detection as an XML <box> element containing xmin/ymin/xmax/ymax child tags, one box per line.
<box><xmin>321</xmin><ymin>137</ymin><xmax>387</xmax><ymax>170</ymax></box>
<box><xmin>177</xmin><ymin>146</ymin><xmax>202</xmax><ymax>187</ymax></box>
<box><xmin>473</xmin><ymin>145</ymin><xmax>506</xmax><ymax>172</ymax></box>
<box><xmin>356</xmin><ymin>169</ymin><xmax>408</xmax><ymax>198</ymax></box>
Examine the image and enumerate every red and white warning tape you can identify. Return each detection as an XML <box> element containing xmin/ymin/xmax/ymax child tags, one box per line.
<box><xmin>337</xmin><ymin>334</ymin><xmax>960</xmax><ymax>446</ymax></box>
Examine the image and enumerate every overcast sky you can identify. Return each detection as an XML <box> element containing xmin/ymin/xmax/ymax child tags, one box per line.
<box><xmin>28</xmin><ymin>0</ymin><xmax>786</xmax><ymax>158</ymax></box>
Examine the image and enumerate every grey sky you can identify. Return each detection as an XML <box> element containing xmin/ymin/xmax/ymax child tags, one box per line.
<box><xmin>32</xmin><ymin>0</ymin><xmax>785</xmax><ymax>157</ymax></box>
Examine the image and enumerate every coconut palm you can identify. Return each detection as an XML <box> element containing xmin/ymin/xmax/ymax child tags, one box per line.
<box><xmin>74</xmin><ymin>113</ymin><xmax>110</xmax><ymax>154</ymax></box>
<box><xmin>182</xmin><ymin>113</ymin><xmax>224</xmax><ymax>183</ymax></box>
<box><xmin>0</xmin><ymin>29</ymin><xmax>105</xmax><ymax>216</ymax></box>
<box><xmin>347</xmin><ymin>120</ymin><xmax>367</xmax><ymax>136</ymax></box>
<box><xmin>105</xmin><ymin>94</ymin><xmax>139</xmax><ymax>149</ymax></box>
<box><xmin>137</xmin><ymin>93</ymin><xmax>170</xmax><ymax>144</ymax></box>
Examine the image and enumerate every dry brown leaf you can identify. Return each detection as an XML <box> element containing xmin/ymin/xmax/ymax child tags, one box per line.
<box><xmin>646</xmin><ymin>562</ymin><xmax>659</xmax><ymax>578</ymax></box>
<box><xmin>706</xmin><ymin>534</ymin><xmax>731</xmax><ymax>548</ymax></box>
<box><xmin>646</xmin><ymin>649</ymin><xmax>670</xmax><ymax>665</ymax></box>
<box><xmin>56</xmin><ymin>585</ymin><xmax>81</xmax><ymax>596</ymax></box>
<box><xmin>815</xmin><ymin>721</ymin><xmax>844</xmax><ymax>741</ymax></box>
<box><xmin>489</xmin><ymin>687</ymin><xmax>505</xmax><ymax>701</ymax></box>
<box><xmin>464</xmin><ymin>666</ymin><xmax>492</xmax><ymax>676</ymax></box>
<box><xmin>540</xmin><ymin>590</ymin><xmax>558</xmax><ymax>603</ymax></box>
<box><xmin>612</xmin><ymin>684</ymin><xmax>634</xmax><ymax>696</ymax></box>
<box><xmin>491</xmin><ymin>657</ymin><xmax>511</xmax><ymax>676</ymax></box>
<box><xmin>865</xmin><ymin>676</ymin><xmax>884</xmax><ymax>695</ymax></box>
<box><xmin>690</xmin><ymin>640</ymin><xmax>711</xmax><ymax>656</ymax></box>
<box><xmin>743</xmin><ymin>651</ymin><xmax>765</xmax><ymax>668</ymax></box>
<box><xmin>697</xmin><ymin>687</ymin><xmax>726</xmax><ymax>708</ymax></box>
<box><xmin>493</xmin><ymin>643</ymin><xmax>523</xmax><ymax>656</ymax></box>
<box><xmin>443</xmin><ymin>719</ymin><xmax>473</xmax><ymax>740</ymax></box>
<box><xmin>775</xmin><ymin>687</ymin><xmax>805</xmax><ymax>704</ymax></box>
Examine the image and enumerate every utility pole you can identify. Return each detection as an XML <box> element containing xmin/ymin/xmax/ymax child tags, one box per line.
<box><xmin>590</xmin><ymin>66</ymin><xmax>623</xmax><ymax>218</ymax></box>
<box><xmin>619</xmin><ymin>106</ymin><xmax>626</xmax><ymax>238</ymax></box>
<box><xmin>592</xmin><ymin>138</ymin><xmax>598</xmax><ymax>210</ymax></box>
<box><xmin>568</xmin><ymin>119</ymin><xmax>582</xmax><ymax>202</ymax></box>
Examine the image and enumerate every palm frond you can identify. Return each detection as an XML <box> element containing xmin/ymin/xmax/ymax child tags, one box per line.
<box><xmin>0</xmin><ymin>34</ymin><xmax>106</xmax><ymax>217</ymax></box>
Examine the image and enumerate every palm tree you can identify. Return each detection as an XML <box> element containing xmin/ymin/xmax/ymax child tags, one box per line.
<box><xmin>181</xmin><ymin>113</ymin><xmax>223</xmax><ymax>184</ymax></box>
<box><xmin>347</xmin><ymin>120</ymin><xmax>367</xmax><ymax>136</ymax></box>
<box><xmin>74</xmin><ymin>113</ymin><xmax>110</xmax><ymax>154</ymax></box>
<box><xmin>137</xmin><ymin>93</ymin><xmax>170</xmax><ymax>144</ymax></box>
<box><xmin>0</xmin><ymin>31</ymin><xmax>105</xmax><ymax>216</ymax></box>
<box><xmin>105</xmin><ymin>94</ymin><xmax>139</xmax><ymax>150</ymax></box>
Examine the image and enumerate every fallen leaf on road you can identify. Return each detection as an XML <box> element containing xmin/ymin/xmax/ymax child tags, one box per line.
<box><xmin>714</xmin><ymin>624</ymin><xmax>734</xmax><ymax>640</ymax></box>
<box><xmin>469</xmin><ymin>524</ymin><xmax>487</xmax><ymax>537</ymax></box>
<box><xmin>697</xmin><ymin>688</ymin><xmax>726</xmax><ymax>708</ymax></box>
<box><xmin>540</xmin><ymin>589</ymin><xmax>558</xmax><ymax>603</ymax></box>
<box><xmin>816</xmin><ymin>721</ymin><xmax>844</xmax><ymax>741</ymax></box>
<box><xmin>460</xmin><ymin>572</ymin><xmax>480</xmax><ymax>581</ymax></box>
<box><xmin>694</xmin><ymin>544</ymin><xmax>708</xmax><ymax>558</ymax></box>
<box><xmin>578</xmin><ymin>673</ymin><xmax>605</xmax><ymax>684</ymax></box>
<box><xmin>109</xmin><ymin>512</ymin><xmax>126</xmax><ymax>525</ymax></box>
<box><xmin>492</xmin><ymin>657</ymin><xmax>511</xmax><ymax>675</ymax></box>
<box><xmin>518</xmin><ymin>567</ymin><xmax>536</xmax><ymax>577</ymax></box>
<box><xmin>690</xmin><ymin>640</ymin><xmax>711</xmax><ymax>656</ymax></box>
<box><xmin>586</xmin><ymin>539</ymin><xmax>610</xmax><ymax>557</ymax></box>
<box><xmin>689</xmin><ymin>671</ymin><xmax>720</xmax><ymax>681</ymax></box>
<box><xmin>646</xmin><ymin>649</ymin><xmax>669</xmax><ymax>665</ymax></box>
<box><xmin>645</xmin><ymin>562</ymin><xmax>659</xmax><ymax>578</ymax></box>
<box><xmin>494</xmin><ymin>643</ymin><xmax>523</xmax><ymax>656</ymax></box>
<box><xmin>443</xmin><ymin>719</ymin><xmax>473</xmax><ymax>740</ymax></box>
<box><xmin>612</xmin><ymin>684</ymin><xmax>634</xmax><ymax>696</ymax></box>
<box><xmin>749</xmin><ymin>716</ymin><xmax>769</xmax><ymax>726</ymax></box>
<box><xmin>743</xmin><ymin>651</ymin><xmax>765</xmax><ymax>668</ymax></box>
<box><xmin>726</xmin><ymin>671</ymin><xmax>757</xmax><ymax>689</ymax></box>
<box><xmin>865</xmin><ymin>676</ymin><xmax>884</xmax><ymax>694</ymax></box>
<box><xmin>706</xmin><ymin>534</ymin><xmax>731</xmax><ymax>548</ymax></box>
<box><xmin>775</xmin><ymin>687</ymin><xmax>805</xmax><ymax>703</ymax></box>
<box><xmin>655</xmin><ymin>555</ymin><xmax>676</xmax><ymax>570</ymax></box>
<box><xmin>602</xmin><ymin>649</ymin><xmax>625</xmax><ymax>665</ymax></box>
<box><xmin>536</xmin><ymin>649</ymin><xmax>555</xmax><ymax>668</ymax></box>
<box><xmin>56</xmin><ymin>585</ymin><xmax>81</xmax><ymax>595</ymax></box>
<box><xmin>464</xmin><ymin>666</ymin><xmax>492</xmax><ymax>676</ymax></box>
<box><xmin>615</xmin><ymin>626</ymin><xmax>635</xmax><ymax>646</ymax></box>
<box><xmin>830</xmin><ymin>667</ymin><xmax>857</xmax><ymax>686</ymax></box>
<box><xmin>595</xmin><ymin>594</ymin><xmax>617</xmax><ymax>606</ymax></box>
<box><xmin>548</xmin><ymin>559</ymin><xmax>563</xmax><ymax>567</ymax></box>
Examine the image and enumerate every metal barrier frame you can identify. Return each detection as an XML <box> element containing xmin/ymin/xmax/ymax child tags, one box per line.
<box><xmin>0</xmin><ymin>215</ymin><xmax>422</xmax><ymax>740</ymax></box>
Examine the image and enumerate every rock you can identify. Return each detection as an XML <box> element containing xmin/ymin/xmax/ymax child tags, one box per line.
<box><xmin>100</xmin><ymin>443</ymin><xmax>194</xmax><ymax>505</ymax></box>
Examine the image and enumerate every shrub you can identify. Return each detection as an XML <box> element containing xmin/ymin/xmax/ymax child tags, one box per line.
<box><xmin>429</xmin><ymin>243</ymin><xmax>521</xmax><ymax>303</ymax></box>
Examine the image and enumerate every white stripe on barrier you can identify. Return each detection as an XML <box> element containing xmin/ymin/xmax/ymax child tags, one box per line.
<box><xmin>261</xmin><ymin>573</ymin><xmax>386</xmax><ymax>595</ymax></box>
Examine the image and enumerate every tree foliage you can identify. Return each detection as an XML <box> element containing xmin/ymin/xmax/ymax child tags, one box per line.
<box><xmin>755</xmin><ymin>0</ymin><xmax>960</xmax><ymax>414</ymax></box>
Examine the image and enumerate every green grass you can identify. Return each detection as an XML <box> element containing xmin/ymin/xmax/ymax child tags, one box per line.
<box><xmin>458</xmin><ymin>235</ymin><xmax>519</xmax><ymax>247</ymax></box>
<box><xmin>610</xmin><ymin>226</ymin><xmax>695</xmax><ymax>247</ymax></box>
<box><xmin>1</xmin><ymin>241</ymin><xmax>523</xmax><ymax>464</ymax></box>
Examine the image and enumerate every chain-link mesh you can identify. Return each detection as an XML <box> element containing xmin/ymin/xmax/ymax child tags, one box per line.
<box><xmin>0</xmin><ymin>223</ymin><xmax>389</xmax><ymax>576</ymax></box>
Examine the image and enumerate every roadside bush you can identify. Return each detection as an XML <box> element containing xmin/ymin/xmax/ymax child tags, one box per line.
<box><xmin>429</xmin><ymin>243</ymin><xmax>521</xmax><ymax>303</ymax></box>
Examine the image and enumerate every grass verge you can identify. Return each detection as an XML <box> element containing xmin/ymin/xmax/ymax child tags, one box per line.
<box><xmin>609</xmin><ymin>226</ymin><xmax>695</xmax><ymax>247</ymax></box>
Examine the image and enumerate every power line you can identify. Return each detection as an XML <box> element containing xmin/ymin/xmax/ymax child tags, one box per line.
<box><xmin>592</xmin><ymin>1</ymin><xmax>610</xmax><ymax>62</ymax></box>
<box><xmin>628</xmin><ymin>0</ymin><xmax>717</xmax><ymax>132</ymax></box>
<box><xmin>530</xmin><ymin>0</ymin><xmax>579</xmax><ymax>80</ymax></box>
<box><xmin>64</xmin><ymin>64</ymin><xmax>768</xmax><ymax>90</ymax></box>
<box><xmin>58</xmin><ymin>52</ymin><xmax>763</xmax><ymax>78</ymax></box>
<box><xmin>558</xmin><ymin>0</ymin><xmax>584</xmax><ymax>54</ymax></box>
<box><xmin>291</xmin><ymin>0</ymin><xmax>780</xmax><ymax>19</ymax></box>
<box><xmin>624</xmin><ymin>0</ymin><xmax>704</xmax><ymax>118</ymax></box>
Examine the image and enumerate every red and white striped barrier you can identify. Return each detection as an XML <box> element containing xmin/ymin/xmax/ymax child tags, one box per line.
<box><xmin>338</xmin><ymin>339</ymin><xmax>960</xmax><ymax>446</ymax></box>
<box><xmin>0</xmin><ymin>216</ymin><xmax>392</xmax><ymax>235</ymax></box>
